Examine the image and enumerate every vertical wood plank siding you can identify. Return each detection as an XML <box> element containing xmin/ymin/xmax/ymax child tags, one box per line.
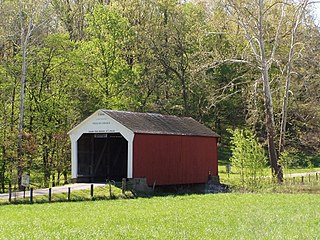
<box><xmin>133</xmin><ymin>134</ymin><xmax>218</xmax><ymax>186</ymax></box>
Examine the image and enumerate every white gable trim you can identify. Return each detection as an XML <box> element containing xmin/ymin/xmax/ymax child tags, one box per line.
<box><xmin>68</xmin><ymin>110</ymin><xmax>134</xmax><ymax>179</ymax></box>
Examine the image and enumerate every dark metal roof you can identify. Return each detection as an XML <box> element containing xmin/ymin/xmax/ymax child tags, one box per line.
<box><xmin>101</xmin><ymin>110</ymin><xmax>219</xmax><ymax>137</ymax></box>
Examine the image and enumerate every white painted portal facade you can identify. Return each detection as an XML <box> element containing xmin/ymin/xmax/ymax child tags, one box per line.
<box><xmin>68</xmin><ymin>110</ymin><xmax>134</xmax><ymax>179</ymax></box>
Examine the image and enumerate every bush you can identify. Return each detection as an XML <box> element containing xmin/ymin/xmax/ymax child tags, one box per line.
<box><xmin>229</xmin><ymin>128</ymin><xmax>267</xmax><ymax>190</ymax></box>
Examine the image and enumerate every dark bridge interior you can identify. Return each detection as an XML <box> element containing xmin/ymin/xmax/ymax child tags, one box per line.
<box><xmin>77</xmin><ymin>133</ymin><xmax>128</xmax><ymax>182</ymax></box>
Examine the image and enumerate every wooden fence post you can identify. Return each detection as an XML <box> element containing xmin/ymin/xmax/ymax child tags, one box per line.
<box><xmin>301</xmin><ymin>176</ymin><xmax>304</xmax><ymax>184</ymax></box>
<box><xmin>8</xmin><ymin>186</ymin><xmax>12</xmax><ymax>203</ymax></box>
<box><xmin>49</xmin><ymin>188</ymin><xmax>52</xmax><ymax>203</ymax></box>
<box><xmin>316</xmin><ymin>173</ymin><xmax>318</xmax><ymax>181</ymax></box>
<box><xmin>90</xmin><ymin>184</ymin><xmax>94</xmax><ymax>198</ymax></box>
<box><xmin>109</xmin><ymin>182</ymin><xmax>112</xmax><ymax>198</ymax></box>
<box><xmin>68</xmin><ymin>187</ymin><xmax>71</xmax><ymax>201</ymax></box>
<box><xmin>30</xmin><ymin>188</ymin><xmax>33</xmax><ymax>204</ymax></box>
<box><xmin>122</xmin><ymin>178</ymin><xmax>126</xmax><ymax>194</ymax></box>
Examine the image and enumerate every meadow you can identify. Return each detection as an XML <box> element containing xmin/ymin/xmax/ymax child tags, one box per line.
<box><xmin>1</xmin><ymin>193</ymin><xmax>320</xmax><ymax>239</ymax></box>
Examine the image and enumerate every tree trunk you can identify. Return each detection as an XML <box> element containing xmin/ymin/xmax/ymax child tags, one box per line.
<box><xmin>0</xmin><ymin>152</ymin><xmax>5</xmax><ymax>193</ymax></box>
<box><xmin>17</xmin><ymin>7</ymin><xmax>28</xmax><ymax>189</ymax></box>
<box><xmin>17</xmin><ymin>46</ymin><xmax>27</xmax><ymax>188</ymax></box>
<box><xmin>279</xmin><ymin>0</ymin><xmax>309</xmax><ymax>153</ymax></box>
<box><xmin>278</xmin><ymin>65</ymin><xmax>291</xmax><ymax>154</ymax></box>
<box><xmin>52</xmin><ymin>174</ymin><xmax>55</xmax><ymax>187</ymax></box>
<box><xmin>17</xmin><ymin>0</ymin><xmax>34</xmax><ymax>189</ymax></box>
<box><xmin>258</xmin><ymin>0</ymin><xmax>282</xmax><ymax>182</ymax></box>
<box><xmin>43</xmin><ymin>154</ymin><xmax>51</xmax><ymax>187</ymax></box>
<box><xmin>63</xmin><ymin>171</ymin><xmax>68</xmax><ymax>185</ymax></box>
<box><xmin>57</xmin><ymin>171</ymin><xmax>61</xmax><ymax>186</ymax></box>
<box><xmin>180</xmin><ymin>76</ymin><xmax>189</xmax><ymax>116</ymax></box>
<box><xmin>262</xmin><ymin>65</ymin><xmax>282</xmax><ymax>181</ymax></box>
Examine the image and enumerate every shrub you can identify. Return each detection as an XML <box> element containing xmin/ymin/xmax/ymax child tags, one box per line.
<box><xmin>229</xmin><ymin>128</ymin><xmax>267</xmax><ymax>190</ymax></box>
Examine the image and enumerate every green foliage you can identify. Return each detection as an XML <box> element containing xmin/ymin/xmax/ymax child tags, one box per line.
<box><xmin>278</xmin><ymin>150</ymin><xmax>295</xmax><ymax>174</ymax></box>
<box><xmin>0</xmin><ymin>0</ymin><xmax>320</xmax><ymax>188</ymax></box>
<box><xmin>229</xmin><ymin>128</ymin><xmax>267</xmax><ymax>190</ymax></box>
<box><xmin>279</xmin><ymin>150</ymin><xmax>320</xmax><ymax>172</ymax></box>
<box><xmin>81</xmin><ymin>4</ymin><xmax>137</xmax><ymax>110</ymax></box>
<box><xmin>1</xmin><ymin>194</ymin><xmax>320</xmax><ymax>239</ymax></box>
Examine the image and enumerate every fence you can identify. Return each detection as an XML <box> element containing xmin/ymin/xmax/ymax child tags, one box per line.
<box><xmin>0</xmin><ymin>180</ymin><xmax>131</xmax><ymax>204</ymax></box>
<box><xmin>239</xmin><ymin>172</ymin><xmax>320</xmax><ymax>192</ymax></box>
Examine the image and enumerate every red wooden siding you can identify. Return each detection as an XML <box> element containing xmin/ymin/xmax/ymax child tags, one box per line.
<box><xmin>133</xmin><ymin>134</ymin><xmax>218</xmax><ymax>186</ymax></box>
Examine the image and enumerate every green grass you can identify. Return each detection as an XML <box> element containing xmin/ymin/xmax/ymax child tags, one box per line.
<box><xmin>0</xmin><ymin>185</ymin><xmax>134</xmax><ymax>205</ymax></box>
<box><xmin>1</xmin><ymin>193</ymin><xmax>320</xmax><ymax>239</ymax></box>
<box><xmin>218</xmin><ymin>164</ymin><xmax>320</xmax><ymax>193</ymax></box>
<box><xmin>218</xmin><ymin>164</ymin><xmax>320</xmax><ymax>186</ymax></box>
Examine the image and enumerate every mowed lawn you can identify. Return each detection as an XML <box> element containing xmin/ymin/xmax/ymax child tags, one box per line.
<box><xmin>1</xmin><ymin>194</ymin><xmax>320</xmax><ymax>239</ymax></box>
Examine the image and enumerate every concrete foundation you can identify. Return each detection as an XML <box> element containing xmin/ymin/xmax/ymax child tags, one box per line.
<box><xmin>127</xmin><ymin>178</ymin><xmax>153</xmax><ymax>194</ymax></box>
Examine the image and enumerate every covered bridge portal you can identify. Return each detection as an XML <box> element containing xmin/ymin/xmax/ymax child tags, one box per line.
<box><xmin>68</xmin><ymin>110</ymin><xmax>219</xmax><ymax>186</ymax></box>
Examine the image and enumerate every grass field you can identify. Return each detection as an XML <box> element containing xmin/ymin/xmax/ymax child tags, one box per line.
<box><xmin>1</xmin><ymin>193</ymin><xmax>320</xmax><ymax>239</ymax></box>
<box><xmin>218</xmin><ymin>164</ymin><xmax>320</xmax><ymax>187</ymax></box>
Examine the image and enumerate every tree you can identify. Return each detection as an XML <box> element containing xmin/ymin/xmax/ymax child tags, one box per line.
<box><xmin>224</xmin><ymin>0</ymin><xmax>290</xmax><ymax>181</ymax></box>
<box><xmin>16</xmin><ymin>0</ymin><xmax>53</xmax><ymax>188</ymax></box>
<box><xmin>0</xmin><ymin>0</ymin><xmax>319</xmax><ymax>189</ymax></box>
<box><xmin>229</xmin><ymin>128</ymin><xmax>267</xmax><ymax>190</ymax></box>
<box><xmin>27</xmin><ymin>33</ymin><xmax>78</xmax><ymax>186</ymax></box>
<box><xmin>284</xmin><ymin>15</ymin><xmax>320</xmax><ymax>155</ymax></box>
<box><xmin>52</xmin><ymin>0</ymin><xmax>104</xmax><ymax>41</ymax></box>
<box><xmin>78</xmin><ymin>4</ymin><xmax>133</xmax><ymax>110</ymax></box>
<box><xmin>117</xmin><ymin>0</ymin><xmax>216</xmax><ymax>117</ymax></box>
<box><xmin>278</xmin><ymin>0</ymin><xmax>309</xmax><ymax>153</ymax></box>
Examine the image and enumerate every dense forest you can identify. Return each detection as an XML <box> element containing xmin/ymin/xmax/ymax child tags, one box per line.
<box><xmin>0</xmin><ymin>0</ymin><xmax>319</xmax><ymax>190</ymax></box>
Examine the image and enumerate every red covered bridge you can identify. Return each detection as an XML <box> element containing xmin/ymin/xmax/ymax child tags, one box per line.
<box><xmin>68</xmin><ymin>110</ymin><xmax>219</xmax><ymax>186</ymax></box>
